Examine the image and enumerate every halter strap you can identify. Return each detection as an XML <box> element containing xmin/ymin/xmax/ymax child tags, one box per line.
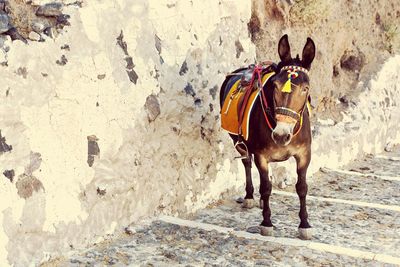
<box><xmin>275</xmin><ymin>107</ymin><xmax>301</xmax><ymax>121</ymax></box>
<box><xmin>281</xmin><ymin>65</ymin><xmax>309</xmax><ymax>74</ymax></box>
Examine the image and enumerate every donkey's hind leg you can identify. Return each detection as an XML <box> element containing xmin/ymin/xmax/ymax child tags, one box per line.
<box><xmin>235</xmin><ymin>142</ymin><xmax>255</xmax><ymax>209</ymax></box>
<box><xmin>255</xmin><ymin>154</ymin><xmax>274</xmax><ymax>236</ymax></box>
<box><xmin>242</xmin><ymin>157</ymin><xmax>256</xmax><ymax>209</ymax></box>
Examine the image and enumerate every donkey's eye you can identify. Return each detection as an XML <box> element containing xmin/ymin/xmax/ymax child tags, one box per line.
<box><xmin>302</xmin><ymin>86</ymin><xmax>309</xmax><ymax>93</ymax></box>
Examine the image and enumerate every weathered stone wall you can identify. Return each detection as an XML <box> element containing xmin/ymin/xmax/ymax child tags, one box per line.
<box><xmin>0</xmin><ymin>1</ymin><xmax>254</xmax><ymax>265</ymax></box>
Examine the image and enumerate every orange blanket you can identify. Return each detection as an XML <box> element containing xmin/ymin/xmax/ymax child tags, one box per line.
<box><xmin>221</xmin><ymin>72</ymin><xmax>274</xmax><ymax>140</ymax></box>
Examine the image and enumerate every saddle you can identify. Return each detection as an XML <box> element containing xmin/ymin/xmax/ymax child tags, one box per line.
<box><xmin>221</xmin><ymin>64</ymin><xmax>275</xmax><ymax>140</ymax></box>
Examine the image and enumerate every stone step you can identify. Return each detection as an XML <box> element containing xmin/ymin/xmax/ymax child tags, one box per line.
<box><xmin>189</xmin><ymin>194</ymin><xmax>400</xmax><ymax>259</ymax></box>
<box><xmin>320</xmin><ymin>167</ymin><xmax>400</xmax><ymax>182</ymax></box>
<box><xmin>64</xmin><ymin>218</ymin><xmax>398</xmax><ymax>267</ymax></box>
<box><xmin>375</xmin><ymin>154</ymin><xmax>400</xmax><ymax>161</ymax></box>
<box><xmin>345</xmin><ymin>154</ymin><xmax>400</xmax><ymax>179</ymax></box>
<box><xmin>302</xmin><ymin>169</ymin><xmax>400</xmax><ymax>206</ymax></box>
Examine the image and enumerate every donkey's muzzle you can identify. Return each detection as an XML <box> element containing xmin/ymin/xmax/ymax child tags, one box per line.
<box><xmin>272</xmin><ymin>131</ymin><xmax>292</xmax><ymax>146</ymax></box>
<box><xmin>271</xmin><ymin>121</ymin><xmax>295</xmax><ymax>146</ymax></box>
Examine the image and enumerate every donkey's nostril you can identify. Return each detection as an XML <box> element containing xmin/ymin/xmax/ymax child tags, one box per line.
<box><xmin>284</xmin><ymin>134</ymin><xmax>291</xmax><ymax>143</ymax></box>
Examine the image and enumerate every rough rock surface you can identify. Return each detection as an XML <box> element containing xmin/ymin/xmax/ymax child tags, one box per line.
<box><xmin>250</xmin><ymin>0</ymin><xmax>400</xmax><ymax>122</ymax></box>
<box><xmin>0</xmin><ymin>12</ymin><xmax>10</xmax><ymax>33</ymax></box>
<box><xmin>0</xmin><ymin>1</ymin><xmax>254</xmax><ymax>266</ymax></box>
<box><xmin>0</xmin><ymin>0</ymin><xmax>70</xmax><ymax>46</ymax></box>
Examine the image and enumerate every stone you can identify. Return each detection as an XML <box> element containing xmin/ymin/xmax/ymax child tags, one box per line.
<box><xmin>6</xmin><ymin>27</ymin><xmax>27</xmax><ymax>43</ymax></box>
<box><xmin>194</xmin><ymin>98</ymin><xmax>202</xmax><ymax>106</ymax></box>
<box><xmin>116</xmin><ymin>30</ymin><xmax>128</xmax><ymax>55</ymax></box>
<box><xmin>16</xmin><ymin>67</ymin><xmax>28</xmax><ymax>78</ymax></box>
<box><xmin>124</xmin><ymin>226</ymin><xmax>136</xmax><ymax>235</ymax></box>
<box><xmin>184</xmin><ymin>83</ymin><xmax>195</xmax><ymax>96</ymax></box>
<box><xmin>154</xmin><ymin>34</ymin><xmax>161</xmax><ymax>54</ymax></box>
<box><xmin>61</xmin><ymin>44</ymin><xmax>70</xmax><ymax>50</ymax></box>
<box><xmin>235</xmin><ymin>40</ymin><xmax>244</xmax><ymax>58</ymax></box>
<box><xmin>126</xmin><ymin>69</ymin><xmax>138</xmax><ymax>84</ymax></box>
<box><xmin>56</xmin><ymin>55</ymin><xmax>68</xmax><ymax>66</ymax></box>
<box><xmin>96</xmin><ymin>187</ymin><xmax>106</xmax><ymax>196</ymax></box>
<box><xmin>209</xmin><ymin>85</ymin><xmax>218</xmax><ymax>100</ymax></box>
<box><xmin>36</xmin><ymin>3</ymin><xmax>63</xmax><ymax>17</ymax></box>
<box><xmin>0</xmin><ymin>12</ymin><xmax>10</xmax><ymax>34</ymax></box>
<box><xmin>0</xmin><ymin>34</ymin><xmax>7</xmax><ymax>47</ymax></box>
<box><xmin>32</xmin><ymin>22</ymin><xmax>45</xmax><ymax>33</ymax></box>
<box><xmin>235</xmin><ymin>197</ymin><xmax>244</xmax><ymax>204</ymax></box>
<box><xmin>340</xmin><ymin>50</ymin><xmax>365</xmax><ymax>72</ymax></box>
<box><xmin>44</xmin><ymin>27</ymin><xmax>57</xmax><ymax>39</ymax></box>
<box><xmin>242</xmin><ymin>198</ymin><xmax>256</xmax><ymax>209</ymax></box>
<box><xmin>28</xmin><ymin>31</ymin><xmax>41</xmax><ymax>41</ymax></box>
<box><xmin>56</xmin><ymin>14</ymin><xmax>71</xmax><ymax>25</ymax></box>
<box><xmin>15</xmin><ymin>174</ymin><xmax>44</xmax><ymax>199</ymax></box>
<box><xmin>3</xmin><ymin>169</ymin><xmax>15</xmax><ymax>182</ymax></box>
<box><xmin>384</xmin><ymin>142</ymin><xmax>394</xmax><ymax>152</ymax></box>
<box><xmin>278</xmin><ymin>180</ymin><xmax>287</xmax><ymax>189</ymax></box>
<box><xmin>0</xmin><ymin>49</ymin><xmax>6</xmax><ymax>62</ymax></box>
<box><xmin>144</xmin><ymin>94</ymin><xmax>161</xmax><ymax>122</ymax></box>
<box><xmin>179</xmin><ymin>60</ymin><xmax>188</xmax><ymax>75</ymax></box>
<box><xmin>259</xmin><ymin>226</ymin><xmax>274</xmax><ymax>236</ymax></box>
<box><xmin>246</xmin><ymin>226</ymin><xmax>260</xmax><ymax>234</ymax></box>
<box><xmin>87</xmin><ymin>135</ymin><xmax>100</xmax><ymax>167</ymax></box>
<box><xmin>0</xmin><ymin>130</ymin><xmax>12</xmax><ymax>153</ymax></box>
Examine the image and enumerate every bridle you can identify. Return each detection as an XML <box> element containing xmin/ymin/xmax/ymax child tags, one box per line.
<box><xmin>260</xmin><ymin>64</ymin><xmax>310</xmax><ymax>136</ymax></box>
<box><xmin>274</xmin><ymin>65</ymin><xmax>309</xmax><ymax>122</ymax></box>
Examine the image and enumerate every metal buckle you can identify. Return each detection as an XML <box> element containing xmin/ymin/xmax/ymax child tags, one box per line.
<box><xmin>234</xmin><ymin>140</ymin><xmax>250</xmax><ymax>160</ymax></box>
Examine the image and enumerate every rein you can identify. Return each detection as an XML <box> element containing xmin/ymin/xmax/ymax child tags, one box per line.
<box><xmin>237</xmin><ymin>64</ymin><xmax>266</xmax><ymax>136</ymax></box>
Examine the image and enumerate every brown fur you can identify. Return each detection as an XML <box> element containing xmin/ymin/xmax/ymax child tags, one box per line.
<box><xmin>220</xmin><ymin>34</ymin><xmax>316</xmax><ymax>234</ymax></box>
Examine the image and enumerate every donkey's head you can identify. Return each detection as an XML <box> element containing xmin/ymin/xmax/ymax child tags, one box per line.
<box><xmin>271</xmin><ymin>34</ymin><xmax>315</xmax><ymax>146</ymax></box>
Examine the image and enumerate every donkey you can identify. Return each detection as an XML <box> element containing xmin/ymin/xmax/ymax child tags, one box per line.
<box><xmin>219</xmin><ymin>35</ymin><xmax>315</xmax><ymax>239</ymax></box>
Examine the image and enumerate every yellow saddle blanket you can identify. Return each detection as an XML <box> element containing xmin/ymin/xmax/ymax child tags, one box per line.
<box><xmin>221</xmin><ymin>72</ymin><xmax>274</xmax><ymax>140</ymax></box>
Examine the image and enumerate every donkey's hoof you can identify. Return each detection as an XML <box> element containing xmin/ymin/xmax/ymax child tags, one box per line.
<box><xmin>260</xmin><ymin>226</ymin><xmax>274</xmax><ymax>236</ymax></box>
<box><xmin>298</xmin><ymin>227</ymin><xmax>313</xmax><ymax>240</ymax></box>
<box><xmin>259</xmin><ymin>199</ymin><xmax>264</xmax><ymax>209</ymax></box>
<box><xmin>242</xmin><ymin>199</ymin><xmax>256</xmax><ymax>209</ymax></box>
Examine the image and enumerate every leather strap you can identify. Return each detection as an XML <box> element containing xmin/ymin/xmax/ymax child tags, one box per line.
<box><xmin>237</xmin><ymin>65</ymin><xmax>266</xmax><ymax>136</ymax></box>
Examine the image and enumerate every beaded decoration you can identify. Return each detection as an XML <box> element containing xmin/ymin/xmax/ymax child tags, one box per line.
<box><xmin>280</xmin><ymin>65</ymin><xmax>309</xmax><ymax>93</ymax></box>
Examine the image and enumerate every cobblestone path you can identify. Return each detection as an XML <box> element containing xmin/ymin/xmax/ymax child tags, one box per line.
<box><xmin>56</xmin><ymin>148</ymin><xmax>400</xmax><ymax>266</ymax></box>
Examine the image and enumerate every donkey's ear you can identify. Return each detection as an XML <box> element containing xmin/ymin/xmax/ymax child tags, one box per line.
<box><xmin>278</xmin><ymin>34</ymin><xmax>291</xmax><ymax>62</ymax></box>
<box><xmin>301</xmin><ymin>37</ymin><xmax>316</xmax><ymax>69</ymax></box>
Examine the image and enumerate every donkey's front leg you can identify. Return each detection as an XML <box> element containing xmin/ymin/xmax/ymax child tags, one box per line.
<box><xmin>242</xmin><ymin>157</ymin><xmax>256</xmax><ymax>209</ymax></box>
<box><xmin>295</xmin><ymin>150</ymin><xmax>312</xmax><ymax>240</ymax></box>
<box><xmin>255</xmin><ymin>154</ymin><xmax>274</xmax><ymax>236</ymax></box>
